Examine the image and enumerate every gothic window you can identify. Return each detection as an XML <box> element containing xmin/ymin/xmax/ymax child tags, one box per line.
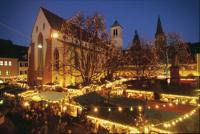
<box><xmin>113</xmin><ymin>29</ymin><xmax>115</xmax><ymax>37</ymax></box>
<box><xmin>54</xmin><ymin>48</ymin><xmax>59</xmax><ymax>71</ymax></box>
<box><xmin>116</xmin><ymin>29</ymin><xmax>118</xmax><ymax>36</ymax></box>
<box><xmin>37</xmin><ymin>33</ymin><xmax>43</xmax><ymax>76</ymax></box>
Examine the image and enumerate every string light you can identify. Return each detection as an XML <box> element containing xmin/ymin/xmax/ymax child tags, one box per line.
<box><xmin>108</xmin><ymin>108</ymin><xmax>111</xmax><ymax>112</ymax></box>
<box><xmin>152</xmin><ymin>107</ymin><xmax>198</xmax><ymax>130</ymax></box>
<box><xmin>138</xmin><ymin>106</ymin><xmax>142</xmax><ymax>112</ymax></box>
<box><xmin>162</xmin><ymin>104</ymin><xmax>166</xmax><ymax>107</ymax></box>
<box><xmin>155</xmin><ymin>105</ymin><xmax>159</xmax><ymax>109</ymax></box>
<box><xmin>94</xmin><ymin>107</ymin><xmax>98</xmax><ymax>112</ymax></box>
<box><xmin>130</xmin><ymin>107</ymin><xmax>134</xmax><ymax>111</ymax></box>
<box><xmin>169</xmin><ymin>103</ymin><xmax>173</xmax><ymax>107</ymax></box>
<box><xmin>118</xmin><ymin>106</ymin><xmax>122</xmax><ymax>112</ymax></box>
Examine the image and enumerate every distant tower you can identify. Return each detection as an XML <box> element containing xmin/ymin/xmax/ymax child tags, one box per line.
<box><xmin>111</xmin><ymin>20</ymin><xmax>123</xmax><ymax>48</ymax></box>
<box><xmin>132</xmin><ymin>30</ymin><xmax>141</xmax><ymax>49</ymax></box>
<box><xmin>155</xmin><ymin>16</ymin><xmax>166</xmax><ymax>48</ymax></box>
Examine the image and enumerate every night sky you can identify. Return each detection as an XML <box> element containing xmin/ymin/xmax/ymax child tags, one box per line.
<box><xmin>0</xmin><ymin>0</ymin><xmax>199</xmax><ymax>48</ymax></box>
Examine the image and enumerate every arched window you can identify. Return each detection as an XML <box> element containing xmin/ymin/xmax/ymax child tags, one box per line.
<box><xmin>37</xmin><ymin>33</ymin><xmax>43</xmax><ymax>76</ymax></box>
<box><xmin>54</xmin><ymin>48</ymin><xmax>59</xmax><ymax>71</ymax></box>
<box><xmin>115</xmin><ymin>29</ymin><xmax>118</xmax><ymax>36</ymax></box>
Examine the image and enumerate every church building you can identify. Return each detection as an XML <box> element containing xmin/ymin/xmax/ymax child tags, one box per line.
<box><xmin>28</xmin><ymin>7</ymin><xmax>123</xmax><ymax>87</ymax></box>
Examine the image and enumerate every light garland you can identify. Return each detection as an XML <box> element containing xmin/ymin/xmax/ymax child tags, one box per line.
<box><xmin>87</xmin><ymin>115</ymin><xmax>140</xmax><ymax>133</ymax></box>
<box><xmin>4</xmin><ymin>92</ymin><xmax>15</xmax><ymax>98</ymax></box>
<box><xmin>151</xmin><ymin>107</ymin><xmax>199</xmax><ymax>130</ymax></box>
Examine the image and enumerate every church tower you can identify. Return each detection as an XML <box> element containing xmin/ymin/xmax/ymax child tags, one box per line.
<box><xmin>111</xmin><ymin>20</ymin><xmax>123</xmax><ymax>48</ymax></box>
<box><xmin>155</xmin><ymin>16</ymin><xmax>166</xmax><ymax>48</ymax></box>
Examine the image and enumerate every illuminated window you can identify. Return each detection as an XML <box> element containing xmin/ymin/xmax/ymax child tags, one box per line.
<box><xmin>4</xmin><ymin>61</ymin><xmax>8</xmax><ymax>66</ymax></box>
<box><xmin>6</xmin><ymin>70</ymin><xmax>9</xmax><ymax>75</ymax></box>
<box><xmin>8</xmin><ymin>61</ymin><xmax>12</xmax><ymax>66</ymax></box>
<box><xmin>0</xmin><ymin>61</ymin><xmax>3</xmax><ymax>66</ymax></box>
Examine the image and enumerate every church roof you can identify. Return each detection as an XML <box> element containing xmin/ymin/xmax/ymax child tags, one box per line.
<box><xmin>111</xmin><ymin>20</ymin><xmax>122</xmax><ymax>28</ymax></box>
<box><xmin>0</xmin><ymin>39</ymin><xmax>28</xmax><ymax>60</ymax></box>
<box><xmin>41</xmin><ymin>7</ymin><xmax>65</xmax><ymax>30</ymax></box>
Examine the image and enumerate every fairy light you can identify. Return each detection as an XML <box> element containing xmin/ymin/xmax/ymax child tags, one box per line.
<box><xmin>130</xmin><ymin>107</ymin><xmax>134</xmax><ymax>112</ymax></box>
<box><xmin>169</xmin><ymin>103</ymin><xmax>173</xmax><ymax>107</ymax></box>
<box><xmin>162</xmin><ymin>104</ymin><xmax>166</xmax><ymax>107</ymax></box>
<box><xmin>94</xmin><ymin>107</ymin><xmax>98</xmax><ymax>112</ymax></box>
<box><xmin>147</xmin><ymin>106</ymin><xmax>151</xmax><ymax>109</ymax></box>
<box><xmin>155</xmin><ymin>105</ymin><xmax>159</xmax><ymax>109</ymax></box>
<box><xmin>118</xmin><ymin>106</ymin><xmax>122</xmax><ymax>112</ymax></box>
<box><xmin>24</xmin><ymin>101</ymin><xmax>29</xmax><ymax>107</ymax></box>
<box><xmin>152</xmin><ymin>107</ymin><xmax>198</xmax><ymax>131</ymax></box>
<box><xmin>138</xmin><ymin>106</ymin><xmax>142</xmax><ymax>112</ymax></box>
<box><xmin>108</xmin><ymin>108</ymin><xmax>111</xmax><ymax>112</ymax></box>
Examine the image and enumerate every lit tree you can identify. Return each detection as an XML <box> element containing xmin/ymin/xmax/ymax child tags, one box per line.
<box><xmin>155</xmin><ymin>32</ymin><xmax>192</xmax><ymax>82</ymax></box>
<box><xmin>54</xmin><ymin>12</ymin><xmax>110</xmax><ymax>86</ymax></box>
<box><xmin>128</xmin><ymin>31</ymin><xmax>159</xmax><ymax>80</ymax></box>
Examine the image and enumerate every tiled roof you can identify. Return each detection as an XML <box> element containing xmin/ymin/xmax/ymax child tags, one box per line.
<box><xmin>41</xmin><ymin>7</ymin><xmax>65</xmax><ymax>30</ymax></box>
<box><xmin>0</xmin><ymin>39</ymin><xmax>28</xmax><ymax>60</ymax></box>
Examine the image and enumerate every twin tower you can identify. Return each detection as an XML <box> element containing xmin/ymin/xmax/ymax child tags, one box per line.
<box><xmin>111</xmin><ymin>16</ymin><xmax>165</xmax><ymax>49</ymax></box>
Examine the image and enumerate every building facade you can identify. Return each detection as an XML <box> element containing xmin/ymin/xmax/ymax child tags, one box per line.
<box><xmin>28</xmin><ymin>7</ymin><xmax>123</xmax><ymax>87</ymax></box>
<box><xmin>0</xmin><ymin>39</ymin><xmax>28</xmax><ymax>83</ymax></box>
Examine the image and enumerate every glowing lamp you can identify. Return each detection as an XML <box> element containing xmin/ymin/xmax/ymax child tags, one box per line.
<box><xmin>130</xmin><ymin>107</ymin><xmax>134</xmax><ymax>111</ymax></box>
<box><xmin>94</xmin><ymin>107</ymin><xmax>98</xmax><ymax>112</ymax></box>
<box><xmin>118</xmin><ymin>106</ymin><xmax>122</xmax><ymax>112</ymax></box>
<box><xmin>63</xmin><ymin>106</ymin><xmax>67</xmax><ymax>111</ymax></box>
<box><xmin>24</xmin><ymin>101</ymin><xmax>29</xmax><ymax>107</ymax></box>
<box><xmin>51</xmin><ymin>32</ymin><xmax>59</xmax><ymax>39</ymax></box>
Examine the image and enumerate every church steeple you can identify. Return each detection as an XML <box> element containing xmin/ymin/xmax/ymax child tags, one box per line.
<box><xmin>132</xmin><ymin>30</ymin><xmax>140</xmax><ymax>47</ymax></box>
<box><xmin>155</xmin><ymin>15</ymin><xmax>164</xmax><ymax>37</ymax></box>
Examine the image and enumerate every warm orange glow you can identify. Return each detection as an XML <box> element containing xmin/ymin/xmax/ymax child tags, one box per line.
<box><xmin>155</xmin><ymin>105</ymin><xmax>159</xmax><ymax>109</ymax></box>
<box><xmin>94</xmin><ymin>107</ymin><xmax>98</xmax><ymax>112</ymax></box>
<box><xmin>51</xmin><ymin>32</ymin><xmax>59</xmax><ymax>39</ymax></box>
<box><xmin>63</xmin><ymin>106</ymin><xmax>67</xmax><ymax>111</ymax></box>
<box><xmin>118</xmin><ymin>106</ymin><xmax>122</xmax><ymax>112</ymax></box>
<box><xmin>24</xmin><ymin>101</ymin><xmax>29</xmax><ymax>107</ymax></box>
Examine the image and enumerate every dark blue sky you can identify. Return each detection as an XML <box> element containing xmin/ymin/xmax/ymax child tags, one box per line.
<box><xmin>0</xmin><ymin>0</ymin><xmax>199</xmax><ymax>48</ymax></box>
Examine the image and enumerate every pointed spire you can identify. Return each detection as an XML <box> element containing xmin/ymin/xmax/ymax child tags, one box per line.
<box><xmin>133</xmin><ymin>30</ymin><xmax>139</xmax><ymax>43</ymax></box>
<box><xmin>111</xmin><ymin>20</ymin><xmax>122</xmax><ymax>28</ymax></box>
<box><xmin>155</xmin><ymin>15</ymin><xmax>164</xmax><ymax>37</ymax></box>
<box><xmin>132</xmin><ymin>30</ymin><xmax>140</xmax><ymax>49</ymax></box>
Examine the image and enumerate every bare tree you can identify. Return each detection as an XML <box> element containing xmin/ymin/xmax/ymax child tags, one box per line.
<box><xmin>155</xmin><ymin>32</ymin><xmax>192</xmax><ymax>79</ymax></box>
<box><xmin>53</xmin><ymin>12</ymin><xmax>110</xmax><ymax>86</ymax></box>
